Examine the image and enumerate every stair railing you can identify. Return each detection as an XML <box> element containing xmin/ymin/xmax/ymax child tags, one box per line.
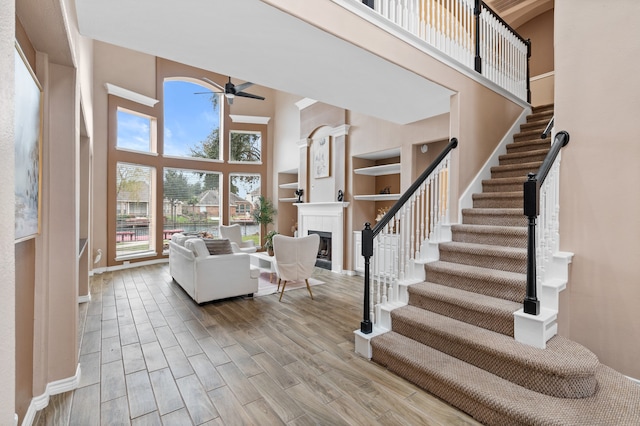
<box><xmin>523</xmin><ymin>130</ymin><xmax>569</xmax><ymax>315</ymax></box>
<box><xmin>360</xmin><ymin>138</ymin><xmax>458</xmax><ymax>333</ymax></box>
<box><xmin>359</xmin><ymin>0</ymin><xmax>530</xmax><ymax>102</ymax></box>
<box><xmin>541</xmin><ymin>115</ymin><xmax>554</xmax><ymax>139</ymax></box>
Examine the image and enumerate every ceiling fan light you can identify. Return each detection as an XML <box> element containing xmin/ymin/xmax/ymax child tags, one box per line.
<box><xmin>225</xmin><ymin>93</ymin><xmax>235</xmax><ymax>99</ymax></box>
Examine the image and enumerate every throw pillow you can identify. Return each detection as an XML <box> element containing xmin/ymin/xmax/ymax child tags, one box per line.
<box><xmin>184</xmin><ymin>238</ymin><xmax>209</xmax><ymax>257</ymax></box>
<box><xmin>203</xmin><ymin>238</ymin><xmax>233</xmax><ymax>255</ymax></box>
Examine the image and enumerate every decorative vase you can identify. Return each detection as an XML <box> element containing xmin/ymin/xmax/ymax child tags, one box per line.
<box><xmin>268</xmin><ymin>248</ymin><xmax>274</xmax><ymax>256</ymax></box>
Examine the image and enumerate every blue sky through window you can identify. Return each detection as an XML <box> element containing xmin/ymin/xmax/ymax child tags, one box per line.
<box><xmin>116</xmin><ymin>110</ymin><xmax>151</xmax><ymax>152</ymax></box>
<box><xmin>163</xmin><ymin>80</ymin><xmax>221</xmax><ymax>157</ymax></box>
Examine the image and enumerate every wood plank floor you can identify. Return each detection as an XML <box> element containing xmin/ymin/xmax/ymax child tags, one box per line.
<box><xmin>33</xmin><ymin>263</ymin><xmax>482</xmax><ymax>425</ymax></box>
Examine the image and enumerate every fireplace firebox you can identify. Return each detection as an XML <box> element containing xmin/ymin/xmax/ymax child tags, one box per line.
<box><xmin>308</xmin><ymin>230</ymin><xmax>331</xmax><ymax>270</ymax></box>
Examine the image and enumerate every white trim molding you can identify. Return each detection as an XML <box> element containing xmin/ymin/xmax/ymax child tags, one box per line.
<box><xmin>295</xmin><ymin>97</ymin><xmax>317</xmax><ymax>110</ymax></box>
<box><xmin>104</xmin><ymin>83</ymin><xmax>159</xmax><ymax>107</ymax></box>
<box><xmin>229</xmin><ymin>114</ymin><xmax>271</xmax><ymax>124</ymax></box>
<box><xmin>22</xmin><ymin>364</ymin><xmax>81</xmax><ymax>426</ymax></box>
<box><xmin>77</xmin><ymin>294</ymin><xmax>91</xmax><ymax>304</ymax></box>
<box><xmin>530</xmin><ymin>71</ymin><xmax>555</xmax><ymax>81</ymax></box>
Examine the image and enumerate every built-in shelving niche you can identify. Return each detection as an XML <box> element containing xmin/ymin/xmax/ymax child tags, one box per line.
<box><xmin>277</xmin><ymin>168</ymin><xmax>299</xmax><ymax>236</ymax></box>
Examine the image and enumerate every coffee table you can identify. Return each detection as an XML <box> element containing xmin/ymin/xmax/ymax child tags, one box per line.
<box><xmin>249</xmin><ymin>252</ymin><xmax>278</xmax><ymax>283</ymax></box>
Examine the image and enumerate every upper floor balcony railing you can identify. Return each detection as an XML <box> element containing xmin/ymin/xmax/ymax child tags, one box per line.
<box><xmin>358</xmin><ymin>0</ymin><xmax>530</xmax><ymax>102</ymax></box>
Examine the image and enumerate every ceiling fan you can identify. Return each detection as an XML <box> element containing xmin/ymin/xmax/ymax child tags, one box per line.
<box><xmin>197</xmin><ymin>76</ymin><xmax>265</xmax><ymax>105</ymax></box>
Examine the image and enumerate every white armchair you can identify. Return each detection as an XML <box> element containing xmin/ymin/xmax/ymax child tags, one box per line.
<box><xmin>273</xmin><ymin>233</ymin><xmax>320</xmax><ymax>302</ymax></box>
<box><xmin>219</xmin><ymin>224</ymin><xmax>257</xmax><ymax>253</ymax></box>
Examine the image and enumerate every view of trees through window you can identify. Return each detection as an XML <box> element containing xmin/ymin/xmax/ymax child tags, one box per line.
<box><xmin>116</xmin><ymin>163</ymin><xmax>154</xmax><ymax>257</ymax></box>
<box><xmin>230</xmin><ymin>131</ymin><xmax>261</xmax><ymax>162</ymax></box>
<box><xmin>112</xmin><ymin>77</ymin><xmax>266</xmax><ymax>261</ymax></box>
<box><xmin>163</xmin><ymin>168</ymin><xmax>222</xmax><ymax>243</ymax></box>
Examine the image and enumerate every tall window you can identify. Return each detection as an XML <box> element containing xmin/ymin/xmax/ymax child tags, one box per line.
<box><xmin>163</xmin><ymin>80</ymin><xmax>222</xmax><ymax>160</ymax></box>
<box><xmin>108</xmin><ymin>68</ymin><xmax>268</xmax><ymax>267</ymax></box>
<box><xmin>116</xmin><ymin>163</ymin><xmax>155</xmax><ymax>258</ymax></box>
<box><xmin>163</xmin><ymin>168</ymin><xmax>222</xmax><ymax>252</ymax></box>
<box><xmin>229</xmin><ymin>173</ymin><xmax>261</xmax><ymax>245</ymax></box>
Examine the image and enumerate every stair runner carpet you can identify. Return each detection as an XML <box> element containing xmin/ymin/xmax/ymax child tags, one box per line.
<box><xmin>370</xmin><ymin>104</ymin><xmax>640</xmax><ymax>425</ymax></box>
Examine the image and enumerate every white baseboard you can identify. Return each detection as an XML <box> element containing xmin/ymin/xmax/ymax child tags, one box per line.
<box><xmin>22</xmin><ymin>364</ymin><xmax>81</xmax><ymax>426</ymax></box>
<box><xmin>77</xmin><ymin>294</ymin><xmax>91</xmax><ymax>304</ymax></box>
<box><xmin>91</xmin><ymin>257</ymin><xmax>168</xmax><ymax>276</ymax></box>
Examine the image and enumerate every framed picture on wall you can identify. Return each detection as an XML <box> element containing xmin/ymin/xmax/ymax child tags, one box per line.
<box><xmin>313</xmin><ymin>135</ymin><xmax>330</xmax><ymax>179</ymax></box>
<box><xmin>14</xmin><ymin>42</ymin><xmax>43</xmax><ymax>242</ymax></box>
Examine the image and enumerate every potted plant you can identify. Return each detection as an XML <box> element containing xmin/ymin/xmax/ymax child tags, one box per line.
<box><xmin>252</xmin><ymin>195</ymin><xmax>278</xmax><ymax>251</ymax></box>
<box><xmin>263</xmin><ymin>230</ymin><xmax>278</xmax><ymax>256</ymax></box>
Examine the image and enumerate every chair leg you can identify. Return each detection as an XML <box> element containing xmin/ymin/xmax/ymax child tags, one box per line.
<box><xmin>276</xmin><ymin>278</ymin><xmax>281</xmax><ymax>292</ymax></box>
<box><xmin>279</xmin><ymin>281</ymin><xmax>287</xmax><ymax>302</ymax></box>
<box><xmin>305</xmin><ymin>279</ymin><xmax>314</xmax><ymax>300</ymax></box>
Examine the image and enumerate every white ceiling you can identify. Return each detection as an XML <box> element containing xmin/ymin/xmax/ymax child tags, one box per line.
<box><xmin>74</xmin><ymin>0</ymin><xmax>454</xmax><ymax>124</ymax></box>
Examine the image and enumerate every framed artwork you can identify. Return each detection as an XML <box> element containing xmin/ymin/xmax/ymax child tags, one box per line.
<box><xmin>313</xmin><ymin>135</ymin><xmax>330</xmax><ymax>179</ymax></box>
<box><xmin>14</xmin><ymin>43</ymin><xmax>43</xmax><ymax>242</ymax></box>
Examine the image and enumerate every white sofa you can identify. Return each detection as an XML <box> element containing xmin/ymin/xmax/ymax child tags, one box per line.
<box><xmin>169</xmin><ymin>233</ymin><xmax>259</xmax><ymax>304</ymax></box>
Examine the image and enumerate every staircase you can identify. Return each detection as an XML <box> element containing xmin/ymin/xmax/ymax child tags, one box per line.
<box><xmin>370</xmin><ymin>105</ymin><xmax>640</xmax><ymax>425</ymax></box>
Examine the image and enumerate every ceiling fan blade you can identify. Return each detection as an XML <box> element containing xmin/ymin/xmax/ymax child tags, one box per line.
<box><xmin>234</xmin><ymin>81</ymin><xmax>254</xmax><ymax>92</ymax></box>
<box><xmin>202</xmin><ymin>77</ymin><xmax>225</xmax><ymax>92</ymax></box>
<box><xmin>193</xmin><ymin>91</ymin><xmax>222</xmax><ymax>95</ymax></box>
<box><xmin>235</xmin><ymin>91</ymin><xmax>265</xmax><ymax>101</ymax></box>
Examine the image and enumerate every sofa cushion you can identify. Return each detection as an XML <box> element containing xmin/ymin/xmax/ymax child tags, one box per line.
<box><xmin>184</xmin><ymin>238</ymin><xmax>209</xmax><ymax>258</ymax></box>
<box><xmin>203</xmin><ymin>238</ymin><xmax>233</xmax><ymax>255</ymax></box>
<box><xmin>171</xmin><ymin>233</ymin><xmax>190</xmax><ymax>247</ymax></box>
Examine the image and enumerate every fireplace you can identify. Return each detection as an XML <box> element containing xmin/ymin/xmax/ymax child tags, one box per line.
<box><xmin>308</xmin><ymin>230</ymin><xmax>331</xmax><ymax>270</ymax></box>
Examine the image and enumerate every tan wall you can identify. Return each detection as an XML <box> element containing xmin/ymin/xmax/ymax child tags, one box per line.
<box><xmin>517</xmin><ymin>9</ymin><xmax>554</xmax><ymax>106</ymax></box>
<box><xmin>516</xmin><ymin>9</ymin><xmax>554</xmax><ymax>77</ymax></box>
<box><xmin>15</xmin><ymin>240</ymin><xmax>35</xmax><ymax>419</ymax></box>
<box><xmin>556</xmin><ymin>0</ymin><xmax>640</xmax><ymax>378</ymax></box>
<box><xmin>0</xmin><ymin>0</ymin><xmax>16</xmax><ymax>421</ymax></box>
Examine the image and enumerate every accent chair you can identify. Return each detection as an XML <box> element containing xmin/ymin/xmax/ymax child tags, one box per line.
<box><xmin>219</xmin><ymin>224</ymin><xmax>257</xmax><ymax>253</ymax></box>
<box><xmin>272</xmin><ymin>233</ymin><xmax>319</xmax><ymax>302</ymax></box>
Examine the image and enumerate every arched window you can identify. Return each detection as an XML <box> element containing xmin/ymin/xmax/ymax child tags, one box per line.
<box><xmin>163</xmin><ymin>79</ymin><xmax>222</xmax><ymax>160</ymax></box>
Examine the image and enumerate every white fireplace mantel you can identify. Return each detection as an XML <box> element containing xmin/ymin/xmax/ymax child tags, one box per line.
<box><xmin>296</xmin><ymin>202</ymin><xmax>349</xmax><ymax>273</ymax></box>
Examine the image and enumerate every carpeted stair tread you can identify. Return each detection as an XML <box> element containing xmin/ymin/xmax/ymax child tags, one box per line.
<box><xmin>519</xmin><ymin>119</ymin><xmax>550</xmax><ymax>131</ymax></box>
<box><xmin>506</xmin><ymin>139</ymin><xmax>550</xmax><ymax>154</ymax></box>
<box><xmin>531</xmin><ymin>103</ymin><xmax>554</xmax><ymax>114</ymax></box>
<box><xmin>514</xmin><ymin>129</ymin><xmax>546</xmax><ymax>142</ymax></box>
<box><xmin>482</xmin><ymin>176</ymin><xmax>527</xmax><ymax>193</ymax></box>
<box><xmin>425</xmin><ymin>260</ymin><xmax>525</xmax><ymax>302</ymax></box>
<box><xmin>499</xmin><ymin>148</ymin><xmax>549</xmax><ymax>165</ymax></box>
<box><xmin>438</xmin><ymin>241</ymin><xmax>526</xmax><ymax>273</ymax></box>
<box><xmin>390</xmin><ymin>306</ymin><xmax>599</xmax><ymax>398</ymax></box>
<box><xmin>462</xmin><ymin>208</ymin><xmax>527</xmax><ymax>227</ymax></box>
<box><xmin>408</xmin><ymin>282</ymin><xmax>519</xmax><ymax>335</ymax></box>
<box><xmin>371</xmin><ymin>332</ymin><xmax>640</xmax><ymax>426</ymax></box>
<box><xmin>451</xmin><ymin>224</ymin><xmax>526</xmax><ymax>248</ymax></box>
<box><xmin>472</xmin><ymin>191</ymin><xmax>522</xmax><ymax>209</ymax></box>
<box><xmin>526</xmin><ymin>111</ymin><xmax>553</xmax><ymax>124</ymax></box>
<box><xmin>491</xmin><ymin>161</ymin><xmax>543</xmax><ymax>179</ymax></box>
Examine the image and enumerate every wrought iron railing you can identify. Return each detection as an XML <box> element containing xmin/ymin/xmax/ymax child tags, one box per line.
<box><xmin>360</xmin><ymin>138</ymin><xmax>458</xmax><ymax>333</ymax></box>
